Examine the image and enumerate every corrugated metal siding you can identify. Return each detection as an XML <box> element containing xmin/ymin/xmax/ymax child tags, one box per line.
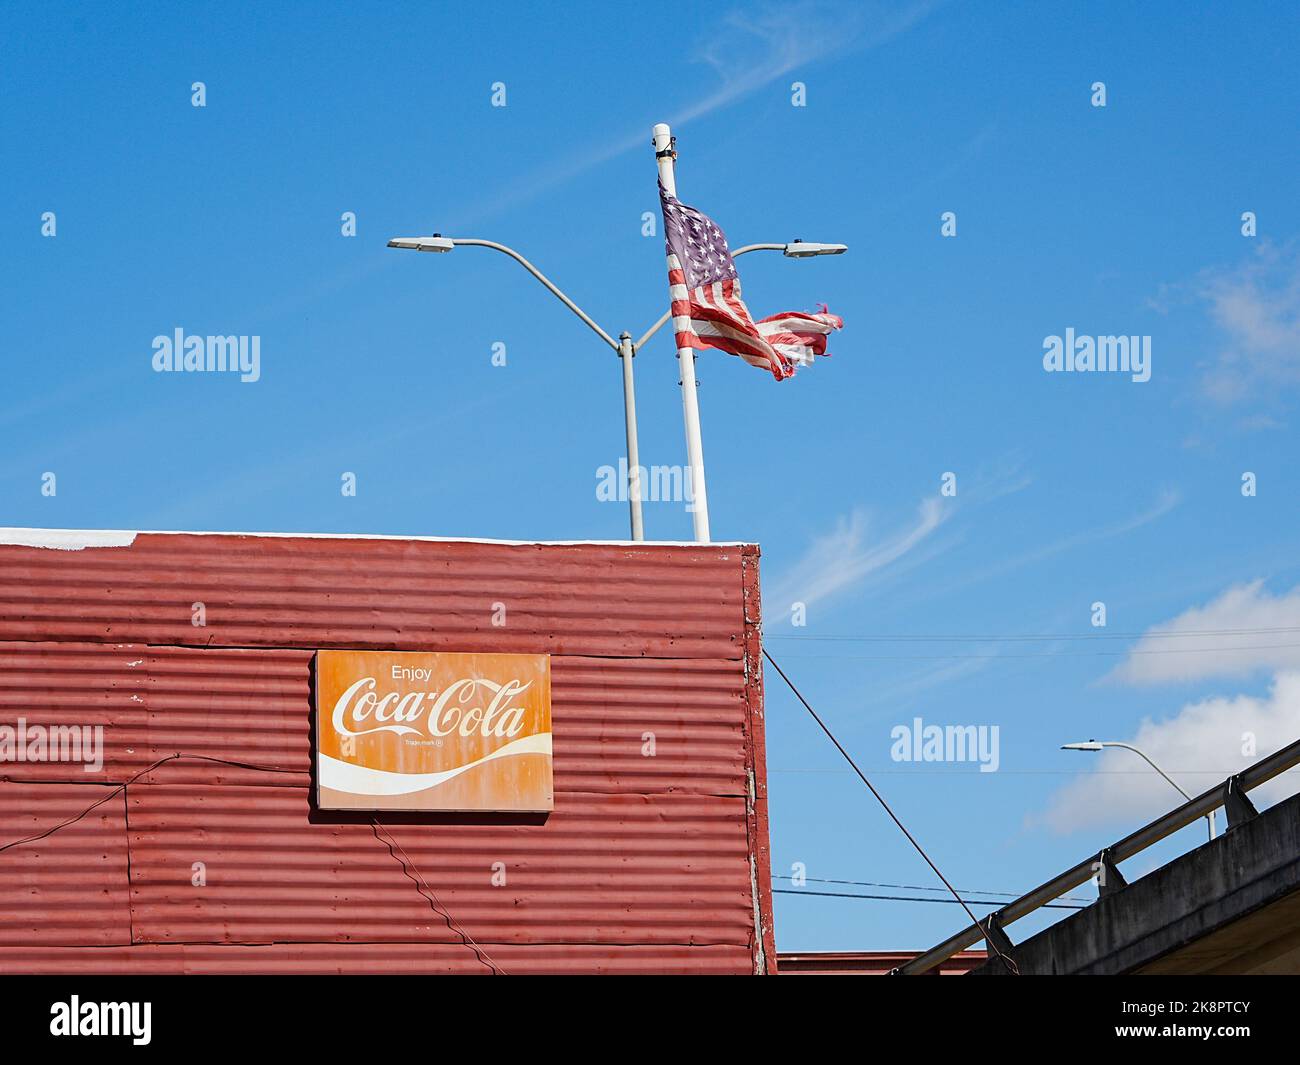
<box><xmin>126</xmin><ymin>786</ymin><xmax>753</xmax><ymax>946</ymax></box>
<box><xmin>0</xmin><ymin>532</ymin><xmax>772</xmax><ymax>974</ymax></box>
<box><xmin>0</xmin><ymin>783</ymin><xmax>132</xmax><ymax>945</ymax></box>
<box><xmin>0</xmin><ymin>942</ymin><xmax>750</xmax><ymax>975</ymax></box>
<box><xmin>0</xmin><ymin>534</ymin><xmax>744</xmax><ymax>658</ymax></box>
<box><xmin>0</xmin><ymin>642</ymin><xmax>149</xmax><ymax>780</ymax></box>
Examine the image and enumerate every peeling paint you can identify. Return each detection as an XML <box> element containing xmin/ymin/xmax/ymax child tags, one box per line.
<box><xmin>0</xmin><ymin>528</ymin><xmax>137</xmax><ymax>551</ymax></box>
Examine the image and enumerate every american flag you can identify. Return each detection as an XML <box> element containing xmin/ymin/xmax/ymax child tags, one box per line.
<box><xmin>659</xmin><ymin>182</ymin><xmax>842</xmax><ymax>381</ymax></box>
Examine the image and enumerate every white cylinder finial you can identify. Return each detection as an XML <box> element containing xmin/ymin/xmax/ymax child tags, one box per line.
<box><xmin>652</xmin><ymin>122</ymin><xmax>677</xmax><ymax>198</ymax></box>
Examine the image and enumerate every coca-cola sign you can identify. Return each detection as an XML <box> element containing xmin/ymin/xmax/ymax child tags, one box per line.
<box><xmin>314</xmin><ymin>650</ymin><xmax>552</xmax><ymax>812</ymax></box>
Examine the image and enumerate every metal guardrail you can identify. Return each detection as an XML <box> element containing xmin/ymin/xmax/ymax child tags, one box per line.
<box><xmin>895</xmin><ymin>736</ymin><xmax>1300</xmax><ymax>975</ymax></box>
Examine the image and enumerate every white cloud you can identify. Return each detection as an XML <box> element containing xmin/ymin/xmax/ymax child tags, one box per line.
<box><xmin>768</xmin><ymin>497</ymin><xmax>949</xmax><ymax>615</ymax></box>
<box><xmin>1184</xmin><ymin>243</ymin><xmax>1300</xmax><ymax>403</ymax></box>
<box><xmin>765</xmin><ymin>462</ymin><xmax>1030</xmax><ymax>619</ymax></box>
<box><xmin>1110</xmin><ymin>579</ymin><xmax>1300</xmax><ymax>685</ymax></box>
<box><xmin>1039</xmin><ymin>673</ymin><xmax>1300</xmax><ymax>833</ymax></box>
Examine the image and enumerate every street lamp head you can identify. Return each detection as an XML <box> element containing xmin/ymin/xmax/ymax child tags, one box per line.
<box><xmin>387</xmin><ymin>235</ymin><xmax>455</xmax><ymax>253</ymax></box>
<box><xmin>783</xmin><ymin>241</ymin><xmax>848</xmax><ymax>258</ymax></box>
<box><xmin>1061</xmin><ymin>740</ymin><xmax>1105</xmax><ymax>752</ymax></box>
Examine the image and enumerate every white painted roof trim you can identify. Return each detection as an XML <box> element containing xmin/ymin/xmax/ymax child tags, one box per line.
<box><xmin>0</xmin><ymin>527</ymin><xmax>751</xmax><ymax>550</ymax></box>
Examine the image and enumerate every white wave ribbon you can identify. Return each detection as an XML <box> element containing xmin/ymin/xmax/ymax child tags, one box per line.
<box><xmin>319</xmin><ymin>732</ymin><xmax>552</xmax><ymax>796</ymax></box>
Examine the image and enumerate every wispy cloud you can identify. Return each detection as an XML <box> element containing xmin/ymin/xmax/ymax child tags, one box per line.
<box><xmin>1152</xmin><ymin>241</ymin><xmax>1300</xmax><ymax>405</ymax></box>
<box><xmin>768</xmin><ymin>496</ymin><xmax>950</xmax><ymax>615</ymax></box>
<box><xmin>441</xmin><ymin>1</ymin><xmax>940</xmax><ymax>232</ymax></box>
<box><xmin>941</xmin><ymin>488</ymin><xmax>1180</xmax><ymax>595</ymax></box>
<box><xmin>1109</xmin><ymin>579</ymin><xmax>1300</xmax><ymax>685</ymax></box>
<box><xmin>687</xmin><ymin>1</ymin><xmax>938</xmax><ymax>125</ymax></box>
<box><xmin>1037</xmin><ymin>672</ymin><xmax>1300</xmax><ymax>833</ymax></box>
<box><xmin>766</xmin><ymin>460</ymin><xmax>1031</xmax><ymax>619</ymax></box>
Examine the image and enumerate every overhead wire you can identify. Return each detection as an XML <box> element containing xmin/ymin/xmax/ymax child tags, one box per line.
<box><xmin>774</xmin><ymin>888</ymin><xmax>1084</xmax><ymax>910</ymax></box>
<box><xmin>762</xmin><ymin>648</ymin><xmax>1020</xmax><ymax>974</ymax></box>
<box><xmin>773</xmin><ymin>874</ymin><xmax>1093</xmax><ymax>903</ymax></box>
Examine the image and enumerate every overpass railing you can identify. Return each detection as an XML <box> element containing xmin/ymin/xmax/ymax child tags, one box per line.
<box><xmin>895</xmin><ymin>736</ymin><xmax>1300</xmax><ymax>975</ymax></box>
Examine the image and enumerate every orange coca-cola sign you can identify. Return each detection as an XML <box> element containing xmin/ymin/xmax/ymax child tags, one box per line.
<box><xmin>314</xmin><ymin>650</ymin><xmax>552</xmax><ymax>812</ymax></box>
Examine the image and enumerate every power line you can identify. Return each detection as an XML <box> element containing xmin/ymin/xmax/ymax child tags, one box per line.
<box><xmin>762</xmin><ymin>649</ymin><xmax>1020</xmax><ymax>975</ymax></box>
<box><xmin>769</xmin><ymin>767</ymin><xmax>1296</xmax><ymax>776</ymax></box>
<box><xmin>774</xmin><ymin>888</ymin><xmax>1085</xmax><ymax>910</ymax></box>
<box><xmin>773</xmin><ymin>874</ymin><xmax>1093</xmax><ymax>903</ymax></box>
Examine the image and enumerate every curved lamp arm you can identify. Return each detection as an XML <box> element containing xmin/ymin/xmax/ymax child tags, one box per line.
<box><xmin>447</xmin><ymin>238</ymin><xmax>620</xmax><ymax>351</ymax></box>
<box><xmin>1102</xmin><ymin>742</ymin><xmax>1194</xmax><ymax>801</ymax></box>
<box><xmin>1063</xmin><ymin>738</ymin><xmax>1214</xmax><ymax>840</ymax></box>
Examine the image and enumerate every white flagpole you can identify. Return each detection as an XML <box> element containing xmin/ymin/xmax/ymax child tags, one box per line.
<box><xmin>652</xmin><ymin>122</ymin><xmax>711</xmax><ymax>543</ymax></box>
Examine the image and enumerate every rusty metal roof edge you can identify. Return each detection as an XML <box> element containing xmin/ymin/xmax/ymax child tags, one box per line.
<box><xmin>0</xmin><ymin>527</ymin><xmax>756</xmax><ymax>552</ymax></box>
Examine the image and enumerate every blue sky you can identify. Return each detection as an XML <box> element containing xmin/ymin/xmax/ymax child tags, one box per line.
<box><xmin>4</xmin><ymin>1</ymin><xmax>1300</xmax><ymax>952</ymax></box>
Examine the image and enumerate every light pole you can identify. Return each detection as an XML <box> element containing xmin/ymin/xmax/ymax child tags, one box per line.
<box><xmin>389</xmin><ymin>133</ymin><xmax>847</xmax><ymax>543</ymax></box>
<box><xmin>1062</xmin><ymin>739</ymin><xmax>1216</xmax><ymax>840</ymax></box>
<box><xmin>387</xmin><ymin>234</ymin><xmax>644</xmax><ymax>539</ymax></box>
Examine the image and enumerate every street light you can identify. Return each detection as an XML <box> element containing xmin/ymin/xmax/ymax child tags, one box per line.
<box><xmin>387</xmin><ymin>231</ymin><xmax>847</xmax><ymax>543</ymax></box>
<box><xmin>386</xmin><ymin>236</ymin><xmax>454</xmax><ymax>253</ymax></box>
<box><xmin>783</xmin><ymin>241</ymin><xmax>849</xmax><ymax>258</ymax></box>
<box><xmin>388</xmin><ymin>233</ymin><xmax>641</xmax><ymax>534</ymax></box>
<box><xmin>1061</xmin><ymin>739</ymin><xmax>1216</xmax><ymax>840</ymax></box>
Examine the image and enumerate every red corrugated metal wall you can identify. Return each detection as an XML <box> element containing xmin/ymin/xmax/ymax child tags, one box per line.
<box><xmin>0</xmin><ymin>532</ymin><xmax>775</xmax><ymax>974</ymax></box>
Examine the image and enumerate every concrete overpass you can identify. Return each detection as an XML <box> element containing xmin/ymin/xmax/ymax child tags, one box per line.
<box><xmin>970</xmin><ymin>787</ymin><xmax>1300</xmax><ymax>974</ymax></box>
<box><xmin>899</xmin><ymin>737</ymin><xmax>1300</xmax><ymax>976</ymax></box>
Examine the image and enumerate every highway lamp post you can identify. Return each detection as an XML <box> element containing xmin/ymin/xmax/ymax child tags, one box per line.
<box><xmin>1062</xmin><ymin>739</ymin><xmax>1217</xmax><ymax>841</ymax></box>
<box><xmin>386</xmin><ymin>234</ymin><xmax>647</xmax><ymax>538</ymax></box>
<box><xmin>389</xmin><ymin>124</ymin><xmax>846</xmax><ymax>543</ymax></box>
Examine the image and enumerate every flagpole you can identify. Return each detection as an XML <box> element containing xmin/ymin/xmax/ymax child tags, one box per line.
<box><xmin>652</xmin><ymin>122</ymin><xmax>711</xmax><ymax>543</ymax></box>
